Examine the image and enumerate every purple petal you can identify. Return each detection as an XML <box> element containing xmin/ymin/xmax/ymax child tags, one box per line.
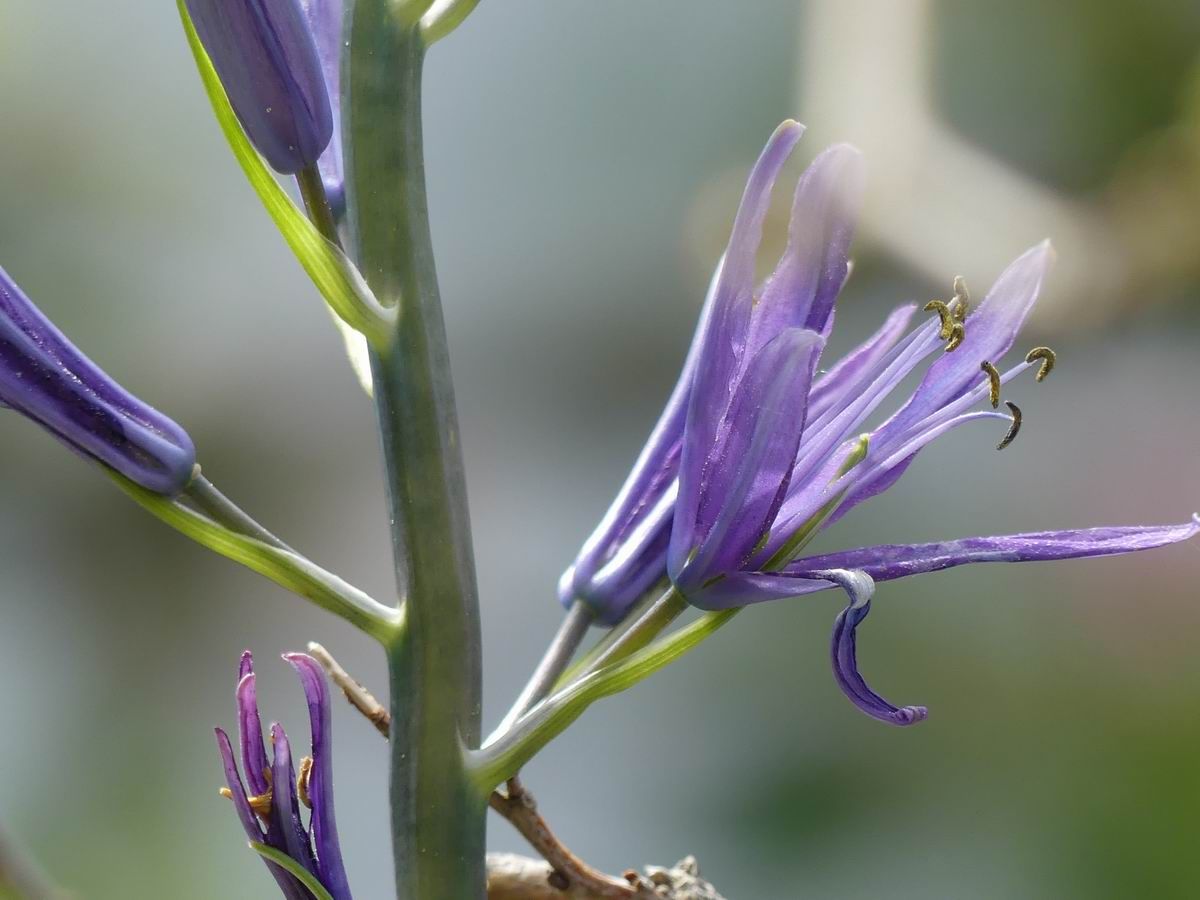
<box><xmin>217</xmin><ymin>729</ymin><xmax>310</xmax><ymax>900</ymax></box>
<box><xmin>186</xmin><ymin>0</ymin><xmax>334</xmax><ymax>173</ymax></box>
<box><xmin>0</xmin><ymin>266</ymin><xmax>196</xmax><ymax>494</ymax></box>
<box><xmin>746</xmin><ymin>143</ymin><xmax>865</xmax><ymax>349</ymax></box>
<box><xmin>237</xmin><ymin>671</ymin><xmax>271</xmax><ymax>797</ymax></box>
<box><xmin>808</xmin><ymin>304</ymin><xmax>916</xmax><ymax>422</ymax></box>
<box><xmin>820</xmin><ymin>569</ymin><xmax>927</xmax><ymax>727</ymax></box>
<box><xmin>787</xmin><ymin>518</ymin><xmax>1200</xmax><ymax>583</ymax></box>
<box><xmin>266</xmin><ymin>724</ymin><xmax>317</xmax><ymax>878</ymax></box>
<box><xmin>671</xmin><ymin>328</ymin><xmax>823</xmax><ymax>588</ymax></box>
<box><xmin>675</xmin><ymin>123</ymin><xmax>805</xmax><ymax>553</ymax></box>
<box><xmin>871</xmin><ymin>242</ymin><xmax>1052</xmax><ymax>445</ymax></box>
<box><xmin>284</xmin><ymin>653</ymin><xmax>352</xmax><ymax>900</ymax></box>
<box><xmin>299</xmin><ymin>0</ymin><xmax>344</xmax><ymax>208</ymax></box>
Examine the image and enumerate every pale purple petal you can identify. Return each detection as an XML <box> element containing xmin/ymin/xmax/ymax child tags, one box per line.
<box><xmin>266</xmin><ymin>724</ymin><xmax>317</xmax><ymax>878</ymax></box>
<box><xmin>808</xmin><ymin>304</ymin><xmax>916</xmax><ymax>421</ymax></box>
<box><xmin>299</xmin><ymin>0</ymin><xmax>344</xmax><ymax>208</ymax></box>
<box><xmin>787</xmin><ymin>519</ymin><xmax>1200</xmax><ymax>583</ymax></box>
<box><xmin>675</xmin><ymin>123</ymin><xmax>805</xmax><ymax>551</ymax></box>
<box><xmin>671</xmin><ymin>328</ymin><xmax>823</xmax><ymax>587</ymax></box>
<box><xmin>284</xmin><ymin>653</ymin><xmax>351</xmax><ymax>900</ymax></box>
<box><xmin>819</xmin><ymin>569</ymin><xmax>927</xmax><ymax>727</ymax></box>
<box><xmin>746</xmin><ymin>143</ymin><xmax>865</xmax><ymax>348</ymax></box>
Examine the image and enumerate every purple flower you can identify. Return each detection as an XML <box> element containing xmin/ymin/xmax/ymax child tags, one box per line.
<box><xmin>298</xmin><ymin>0</ymin><xmax>344</xmax><ymax>210</ymax></box>
<box><xmin>561</xmin><ymin>121</ymin><xmax>1200</xmax><ymax>723</ymax></box>
<box><xmin>0</xmin><ymin>265</ymin><xmax>195</xmax><ymax>494</ymax></box>
<box><xmin>186</xmin><ymin>0</ymin><xmax>334</xmax><ymax>174</ymax></box>
<box><xmin>216</xmin><ymin>651</ymin><xmax>352</xmax><ymax>900</ymax></box>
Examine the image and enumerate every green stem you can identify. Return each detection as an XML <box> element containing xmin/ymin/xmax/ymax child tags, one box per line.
<box><xmin>345</xmin><ymin>8</ymin><xmax>486</xmax><ymax>898</ymax></box>
<box><xmin>296</xmin><ymin>166</ymin><xmax>340</xmax><ymax>246</ymax></box>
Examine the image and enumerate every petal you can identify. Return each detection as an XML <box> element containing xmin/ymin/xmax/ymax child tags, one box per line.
<box><xmin>216</xmin><ymin>729</ymin><xmax>310</xmax><ymax>900</ymax></box>
<box><xmin>808</xmin><ymin>304</ymin><xmax>916</xmax><ymax>421</ymax></box>
<box><xmin>787</xmin><ymin>518</ymin><xmax>1200</xmax><ymax>583</ymax></box>
<box><xmin>747</xmin><ymin>143</ymin><xmax>865</xmax><ymax>349</ymax></box>
<box><xmin>676</xmin><ymin>123</ymin><xmax>805</xmax><ymax>546</ymax></box>
<box><xmin>237</xmin><ymin>671</ymin><xmax>271</xmax><ymax>797</ymax></box>
<box><xmin>299</xmin><ymin>0</ymin><xmax>344</xmax><ymax>207</ymax></box>
<box><xmin>284</xmin><ymin>653</ymin><xmax>352</xmax><ymax>900</ymax></box>
<box><xmin>266</xmin><ymin>724</ymin><xmax>317</xmax><ymax>878</ymax></box>
<box><xmin>671</xmin><ymin>328</ymin><xmax>824</xmax><ymax>588</ymax></box>
<box><xmin>819</xmin><ymin>569</ymin><xmax>927</xmax><ymax>726</ymax></box>
<box><xmin>872</xmin><ymin>242</ymin><xmax>1052</xmax><ymax>444</ymax></box>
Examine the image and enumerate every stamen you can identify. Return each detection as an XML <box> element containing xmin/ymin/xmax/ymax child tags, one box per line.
<box><xmin>297</xmin><ymin>756</ymin><xmax>314</xmax><ymax>809</ymax></box>
<box><xmin>996</xmin><ymin>401</ymin><xmax>1022</xmax><ymax>450</ymax></box>
<box><xmin>923</xmin><ymin>300</ymin><xmax>954</xmax><ymax>340</ymax></box>
<box><xmin>220</xmin><ymin>785</ymin><xmax>273</xmax><ymax>819</ymax></box>
<box><xmin>980</xmin><ymin>361</ymin><xmax>1002</xmax><ymax>408</ymax></box>
<box><xmin>1025</xmin><ymin>346</ymin><xmax>1056</xmax><ymax>382</ymax></box>
<box><xmin>951</xmin><ymin>276</ymin><xmax>970</xmax><ymax>322</ymax></box>
<box><xmin>944</xmin><ymin>322</ymin><xmax>965</xmax><ymax>352</ymax></box>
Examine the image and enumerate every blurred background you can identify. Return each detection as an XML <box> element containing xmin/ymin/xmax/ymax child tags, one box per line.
<box><xmin>1</xmin><ymin>0</ymin><xmax>1199</xmax><ymax>897</ymax></box>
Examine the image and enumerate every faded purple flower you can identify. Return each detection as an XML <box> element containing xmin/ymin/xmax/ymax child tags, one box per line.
<box><xmin>0</xmin><ymin>265</ymin><xmax>195</xmax><ymax>494</ymax></box>
<box><xmin>561</xmin><ymin>121</ymin><xmax>1199</xmax><ymax>723</ymax></box>
<box><xmin>187</xmin><ymin>0</ymin><xmax>334</xmax><ymax>174</ymax></box>
<box><xmin>216</xmin><ymin>651</ymin><xmax>352</xmax><ymax>899</ymax></box>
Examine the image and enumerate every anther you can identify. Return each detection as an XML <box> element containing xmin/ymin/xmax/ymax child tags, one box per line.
<box><xmin>1025</xmin><ymin>346</ymin><xmax>1056</xmax><ymax>382</ymax></box>
<box><xmin>923</xmin><ymin>300</ymin><xmax>955</xmax><ymax>340</ymax></box>
<box><xmin>298</xmin><ymin>756</ymin><xmax>314</xmax><ymax>809</ymax></box>
<box><xmin>220</xmin><ymin>786</ymin><xmax>273</xmax><ymax>819</ymax></box>
<box><xmin>980</xmin><ymin>361</ymin><xmax>1002</xmax><ymax>408</ymax></box>
<box><xmin>996</xmin><ymin>401</ymin><xmax>1022</xmax><ymax>451</ymax></box>
<box><xmin>952</xmin><ymin>276</ymin><xmax>970</xmax><ymax>322</ymax></box>
<box><xmin>944</xmin><ymin>321</ymin><xmax>965</xmax><ymax>352</ymax></box>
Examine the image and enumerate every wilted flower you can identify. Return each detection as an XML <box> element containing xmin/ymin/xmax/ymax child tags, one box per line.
<box><xmin>216</xmin><ymin>651</ymin><xmax>352</xmax><ymax>899</ymax></box>
<box><xmin>561</xmin><ymin>121</ymin><xmax>1199</xmax><ymax>723</ymax></box>
<box><xmin>0</xmin><ymin>265</ymin><xmax>196</xmax><ymax>494</ymax></box>
<box><xmin>186</xmin><ymin>0</ymin><xmax>334</xmax><ymax>174</ymax></box>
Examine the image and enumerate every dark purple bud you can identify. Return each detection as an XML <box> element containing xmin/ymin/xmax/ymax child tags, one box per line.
<box><xmin>186</xmin><ymin>0</ymin><xmax>334</xmax><ymax>174</ymax></box>
<box><xmin>0</xmin><ymin>265</ymin><xmax>196</xmax><ymax>494</ymax></box>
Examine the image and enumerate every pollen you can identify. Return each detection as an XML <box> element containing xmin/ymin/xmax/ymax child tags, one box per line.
<box><xmin>220</xmin><ymin>785</ymin><xmax>274</xmax><ymax>820</ymax></box>
<box><xmin>923</xmin><ymin>299</ymin><xmax>955</xmax><ymax>340</ymax></box>
<box><xmin>944</xmin><ymin>321</ymin><xmax>965</xmax><ymax>352</ymax></box>
<box><xmin>996</xmin><ymin>401</ymin><xmax>1022</xmax><ymax>451</ymax></box>
<box><xmin>980</xmin><ymin>361</ymin><xmax>1002</xmax><ymax>408</ymax></box>
<box><xmin>1025</xmin><ymin>346</ymin><xmax>1056</xmax><ymax>382</ymax></box>
<box><xmin>298</xmin><ymin>756</ymin><xmax>314</xmax><ymax>809</ymax></box>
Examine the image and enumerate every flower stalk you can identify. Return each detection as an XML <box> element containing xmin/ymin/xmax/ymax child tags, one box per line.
<box><xmin>344</xmin><ymin>3</ymin><xmax>486</xmax><ymax>896</ymax></box>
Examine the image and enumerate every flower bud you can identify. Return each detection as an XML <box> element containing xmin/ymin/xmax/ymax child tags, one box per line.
<box><xmin>186</xmin><ymin>0</ymin><xmax>334</xmax><ymax>174</ymax></box>
<box><xmin>0</xmin><ymin>266</ymin><xmax>196</xmax><ymax>494</ymax></box>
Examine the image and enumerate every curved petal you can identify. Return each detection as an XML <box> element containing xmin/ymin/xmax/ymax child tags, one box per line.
<box><xmin>237</xmin><ymin>671</ymin><xmax>271</xmax><ymax>797</ymax></box>
<box><xmin>266</xmin><ymin>724</ymin><xmax>317</xmax><ymax>879</ymax></box>
<box><xmin>807</xmin><ymin>304</ymin><xmax>916</xmax><ymax>421</ymax></box>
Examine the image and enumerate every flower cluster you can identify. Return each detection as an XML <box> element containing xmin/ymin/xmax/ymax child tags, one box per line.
<box><xmin>215</xmin><ymin>651</ymin><xmax>352</xmax><ymax>899</ymax></box>
<box><xmin>561</xmin><ymin>121</ymin><xmax>1198</xmax><ymax>724</ymax></box>
<box><xmin>0</xmin><ymin>265</ymin><xmax>195</xmax><ymax>494</ymax></box>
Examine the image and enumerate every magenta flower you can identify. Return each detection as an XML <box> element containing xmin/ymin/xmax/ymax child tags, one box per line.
<box><xmin>560</xmin><ymin>121</ymin><xmax>1199</xmax><ymax>724</ymax></box>
<box><xmin>186</xmin><ymin>0</ymin><xmax>334</xmax><ymax>174</ymax></box>
<box><xmin>0</xmin><ymin>264</ymin><xmax>195</xmax><ymax>494</ymax></box>
<box><xmin>215</xmin><ymin>651</ymin><xmax>352</xmax><ymax>899</ymax></box>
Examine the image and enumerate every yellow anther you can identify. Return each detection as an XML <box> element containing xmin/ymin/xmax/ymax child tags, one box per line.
<box><xmin>923</xmin><ymin>300</ymin><xmax>955</xmax><ymax>340</ymax></box>
<box><xmin>298</xmin><ymin>756</ymin><xmax>314</xmax><ymax>809</ymax></box>
<box><xmin>944</xmin><ymin>321</ymin><xmax>965</xmax><ymax>352</ymax></box>
<box><xmin>996</xmin><ymin>401</ymin><xmax>1022</xmax><ymax>451</ymax></box>
<box><xmin>951</xmin><ymin>276</ymin><xmax>970</xmax><ymax>322</ymax></box>
<box><xmin>219</xmin><ymin>785</ymin><xmax>273</xmax><ymax>820</ymax></box>
<box><xmin>1025</xmin><ymin>346</ymin><xmax>1056</xmax><ymax>382</ymax></box>
<box><xmin>980</xmin><ymin>361</ymin><xmax>1002</xmax><ymax>408</ymax></box>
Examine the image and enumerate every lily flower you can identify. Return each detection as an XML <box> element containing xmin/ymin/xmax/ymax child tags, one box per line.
<box><xmin>215</xmin><ymin>651</ymin><xmax>352</xmax><ymax>899</ymax></box>
<box><xmin>561</xmin><ymin>122</ymin><xmax>1199</xmax><ymax>724</ymax></box>
<box><xmin>186</xmin><ymin>0</ymin><xmax>334</xmax><ymax>175</ymax></box>
<box><xmin>0</xmin><ymin>264</ymin><xmax>196</xmax><ymax>494</ymax></box>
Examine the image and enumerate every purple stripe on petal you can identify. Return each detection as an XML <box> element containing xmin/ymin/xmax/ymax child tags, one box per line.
<box><xmin>746</xmin><ymin>143</ymin><xmax>865</xmax><ymax>351</ymax></box>
<box><xmin>808</xmin><ymin>304</ymin><xmax>916</xmax><ymax>421</ymax></box>
<box><xmin>237</xmin><ymin>672</ymin><xmax>271</xmax><ymax>797</ymax></box>
<box><xmin>675</xmin><ymin>123</ymin><xmax>805</xmax><ymax>559</ymax></box>
<box><xmin>284</xmin><ymin>653</ymin><xmax>351</xmax><ymax>900</ymax></box>
<box><xmin>817</xmin><ymin>569</ymin><xmax>927</xmax><ymax>727</ymax></box>
<box><xmin>788</xmin><ymin>518</ymin><xmax>1200</xmax><ymax>583</ymax></box>
<box><xmin>672</xmin><ymin>328</ymin><xmax>824</xmax><ymax>588</ymax></box>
